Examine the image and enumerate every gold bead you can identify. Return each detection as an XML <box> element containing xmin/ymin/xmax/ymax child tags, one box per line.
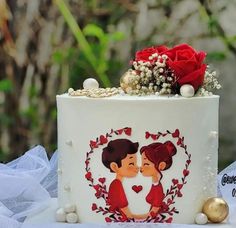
<box><xmin>120</xmin><ymin>70</ymin><xmax>140</xmax><ymax>93</ymax></box>
<box><xmin>202</xmin><ymin>197</ymin><xmax>229</xmax><ymax>223</ymax></box>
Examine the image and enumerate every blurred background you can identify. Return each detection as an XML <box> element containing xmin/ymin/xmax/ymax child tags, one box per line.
<box><xmin>0</xmin><ymin>0</ymin><xmax>235</xmax><ymax>170</ymax></box>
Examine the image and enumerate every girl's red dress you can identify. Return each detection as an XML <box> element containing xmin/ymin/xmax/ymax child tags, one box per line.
<box><xmin>146</xmin><ymin>183</ymin><xmax>164</xmax><ymax>207</ymax></box>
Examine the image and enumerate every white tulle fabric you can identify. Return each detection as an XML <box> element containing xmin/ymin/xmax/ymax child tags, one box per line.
<box><xmin>0</xmin><ymin>145</ymin><xmax>57</xmax><ymax>227</ymax></box>
<box><xmin>0</xmin><ymin>145</ymin><xmax>235</xmax><ymax>228</ymax></box>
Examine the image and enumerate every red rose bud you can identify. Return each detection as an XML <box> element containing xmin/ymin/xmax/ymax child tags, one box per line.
<box><xmin>92</xmin><ymin>203</ymin><xmax>97</xmax><ymax>211</ymax></box>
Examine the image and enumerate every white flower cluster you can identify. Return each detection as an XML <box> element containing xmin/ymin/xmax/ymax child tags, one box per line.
<box><xmin>196</xmin><ymin>70</ymin><xmax>221</xmax><ymax>96</ymax></box>
<box><xmin>130</xmin><ymin>54</ymin><xmax>175</xmax><ymax>95</ymax></box>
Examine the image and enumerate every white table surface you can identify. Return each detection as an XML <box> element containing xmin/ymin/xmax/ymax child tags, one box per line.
<box><xmin>23</xmin><ymin>198</ymin><xmax>234</xmax><ymax>228</ymax></box>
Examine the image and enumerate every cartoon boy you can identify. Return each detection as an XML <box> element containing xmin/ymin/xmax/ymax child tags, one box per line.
<box><xmin>102</xmin><ymin>139</ymin><xmax>143</xmax><ymax>219</ymax></box>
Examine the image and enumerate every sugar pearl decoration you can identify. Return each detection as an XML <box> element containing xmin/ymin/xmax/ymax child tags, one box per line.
<box><xmin>65</xmin><ymin>140</ymin><xmax>72</xmax><ymax>146</ymax></box>
<box><xmin>68</xmin><ymin>88</ymin><xmax>74</xmax><ymax>94</ymax></box>
<box><xmin>64</xmin><ymin>204</ymin><xmax>76</xmax><ymax>213</ymax></box>
<box><xmin>202</xmin><ymin>197</ymin><xmax>229</xmax><ymax>223</ymax></box>
<box><xmin>83</xmin><ymin>78</ymin><xmax>99</xmax><ymax>89</ymax></box>
<box><xmin>55</xmin><ymin>208</ymin><xmax>66</xmax><ymax>222</ymax></box>
<box><xmin>66</xmin><ymin>212</ymin><xmax>78</xmax><ymax>223</ymax></box>
<box><xmin>209</xmin><ymin>131</ymin><xmax>218</xmax><ymax>138</ymax></box>
<box><xmin>180</xmin><ymin>84</ymin><xmax>195</xmax><ymax>98</ymax></box>
<box><xmin>57</xmin><ymin>168</ymin><xmax>62</xmax><ymax>174</ymax></box>
<box><xmin>195</xmin><ymin>212</ymin><xmax>208</xmax><ymax>225</ymax></box>
<box><xmin>64</xmin><ymin>185</ymin><xmax>71</xmax><ymax>191</ymax></box>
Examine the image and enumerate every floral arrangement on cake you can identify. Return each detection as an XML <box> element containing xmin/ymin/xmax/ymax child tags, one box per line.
<box><xmin>68</xmin><ymin>43</ymin><xmax>221</xmax><ymax>98</ymax></box>
<box><xmin>120</xmin><ymin>43</ymin><xmax>221</xmax><ymax>97</ymax></box>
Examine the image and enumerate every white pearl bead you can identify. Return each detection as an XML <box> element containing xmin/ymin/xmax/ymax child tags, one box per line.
<box><xmin>195</xmin><ymin>212</ymin><xmax>208</xmax><ymax>225</ymax></box>
<box><xmin>209</xmin><ymin>131</ymin><xmax>218</xmax><ymax>138</ymax></box>
<box><xmin>68</xmin><ymin>88</ymin><xmax>74</xmax><ymax>94</ymax></box>
<box><xmin>180</xmin><ymin>84</ymin><xmax>195</xmax><ymax>98</ymax></box>
<box><xmin>66</xmin><ymin>212</ymin><xmax>78</xmax><ymax>223</ymax></box>
<box><xmin>55</xmin><ymin>208</ymin><xmax>66</xmax><ymax>222</ymax></box>
<box><xmin>64</xmin><ymin>204</ymin><xmax>76</xmax><ymax>213</ymax></box>
<box><xmin>64</xmin><ymin>185</ymin><xmax>71</xmax><ymax>191</ymax></box>
<box><xmin>83</xmin><ymin>78</ymin><xmax>99</xmax><ymax>89</ymax></box>
<box><xmin>57</xmin><ymin>168</ymin><xmax>62</xmax><ymax>174</ymax></box>
<box><xmin>65</xmin><ymin>140</ymin><xmax>72</xmax><ymax>146</ymax></box>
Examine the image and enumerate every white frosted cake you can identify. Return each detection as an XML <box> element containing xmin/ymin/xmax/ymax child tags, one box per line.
<box><xmin>56</xmin><ymin>44</ymin><xmax>223</xmax><ymax>224</ymax></box>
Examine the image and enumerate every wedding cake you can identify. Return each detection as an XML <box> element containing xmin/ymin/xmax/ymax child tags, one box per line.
<box><xmin>56</xmin><ymin>44</ymin><xmax>222</xmax><ymax>224</ymax></box>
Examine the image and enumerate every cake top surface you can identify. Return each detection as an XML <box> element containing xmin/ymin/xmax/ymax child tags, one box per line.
<box><xmin>64</xmin><ymin>43</ymin><xmax>221</xmax><ymax>99</ymax></box>
<box><xmin>58</xmin><ymin>93</ymin><xmax>219</xmax><ymax>101</ymax></box>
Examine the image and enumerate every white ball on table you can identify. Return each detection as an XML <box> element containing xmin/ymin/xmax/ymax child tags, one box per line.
<box><xmin>180</xmin><ymin>84</ymin><xmax>195</xmax><ymax>98</ymax></box>
<box><xmin>64</xmin><ymin>203</ymin><xmax>76</xmax><ymax>213</ymax></box>
<box><xmin>195</xmin><ymin>212</ymin><xmax>208</xmax><ymax>225</ymax></box>
<box><xmin>55</xmin><ymin>208</ymin><xmax>66</xmax><ymax>222</ymax></box>
<box><xmin>66</xmin><ymin>212</ymin><xmax>78</xmax><ymax>223</ymax></box>
<box><xmin>83</xmin><ymin>78</ymin><xmax>99</xmax><ymax>89</ymax></box>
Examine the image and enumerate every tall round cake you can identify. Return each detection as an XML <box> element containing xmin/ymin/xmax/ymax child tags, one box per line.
<box><xmin>56</xmin><ymin>44</ymin><xmax>221</xmax><ymax>224</ymax></box>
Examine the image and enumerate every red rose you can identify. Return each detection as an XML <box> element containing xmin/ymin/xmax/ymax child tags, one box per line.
<box><xmin>165</xmin><ymin>44</ymin><xmax>206</xmax><ymax>90</ymax></box>
<box><xmin>135</xmin><ymin>45</ymin><xmax>169</xmax><ymax>62</ymax></box>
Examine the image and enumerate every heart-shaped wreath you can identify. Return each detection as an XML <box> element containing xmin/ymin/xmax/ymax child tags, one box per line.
<box><xmin>85</xmin><ymin>127</ymin><xmax>191</xmax><ymax>223</ymax></box>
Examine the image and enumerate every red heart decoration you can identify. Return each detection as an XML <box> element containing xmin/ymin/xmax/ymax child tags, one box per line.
<box><xmin>151</xmin><ymin>134</ymin><xmax>158</xmax><ymax>140</ymax></box>
<box><xmin>183</xmin><ymin>169</ymin><xmax>190</xmax><ymax>176</ymax></box>
<box><xmin>99</xmin><ymin>135</ymin><xmax>108</xmax><ymax>145</ymax></box>
<box><xmin>145</xmin><ymin>131</ymin><xmax>151</xmax><ymax>139</ymax></box>
<box><xmin>124</xmin><ymin>128</ymin><xmax>131</xmax><ymax>136</ymax></box>
<box><xmin>177</xmin><ymin>191</ymin><xmax>183</xmax><ymax>197</ymax></box>
<box><xmin>172</xmin><ymin>129</ymin><xmax>180</xmax><ymax>138</ymax></box>
<box><xmin>85</xmin><ymin>171</ymin><xmax>92</xmax><ymax>180</ymax></box>
<box><xmin>90</xmin><ymin>140</ymin><xmax>98</xmax><ymax>148</ymax></box>
<box><xmin>116</xmin><ymin>129</ymin><xmax>123</xmax><ymax>135</ymax></box>
<box><xmin>177</xmin><ymin>184</ymin><xmax>183</xmax><ymax>190</ymax></box>
<box><xmin>98</xmin><ymin>177</ymin><xmax>106</xmax><ymax>184</ymax></box>
<box><xmin>177</xmin><ymin>138</ymin><xmax>182</xmax><ymax>145</ymax></box>
<box><xmin>172</xmin><ymin>178</ymin><xmax>179</xmax><ymax>185</ymax></box>
<box><xmin>132</xmin><ymin>185</ymin><xmax>143</xmax><ymax>193</ymax></box>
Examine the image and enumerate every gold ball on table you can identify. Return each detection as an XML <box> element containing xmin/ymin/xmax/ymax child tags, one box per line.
<box><xmin>120</xmin><ymin>70</ymin><xmax>140</xmax><ymax>93</ymax></box>
<box><xmin>202</xmin><ymin>197</ymin><xmax>229</xmax><ymax>223</ymax></box>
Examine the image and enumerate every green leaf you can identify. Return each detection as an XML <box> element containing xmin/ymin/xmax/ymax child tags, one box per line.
<box><xmin>52</xmin><ymin>51</ymin><xmax>64</xmax><ymax>64</ymax></box>
<box><xmin>207</xmin><ymin>51</ymin><xmax>227</xmax><ymax>61</ymax></box>
<box><xmin>108</xmin><ymin>32</ymin><xmax>125</xmax><ymax>41</ymax></box>
<box><xmin>0</xmin><ymin>79</ymin><xmax>12</xmax><ymax>92</ymax></box>
<box><xmin>83</xmin><ymin>24</ymin><xmax>105</xmax><ymax>41</ymax></box>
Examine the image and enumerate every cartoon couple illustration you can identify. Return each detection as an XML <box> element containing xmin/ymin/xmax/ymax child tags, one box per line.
<box><xmin>102</xmin><ymin>138</ymin><xmax>177</xmax><ymax>220</ymax></box>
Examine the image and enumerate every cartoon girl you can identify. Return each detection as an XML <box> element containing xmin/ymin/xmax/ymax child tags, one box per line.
<box><xmin>140</xmin><ymin>141</ymin><xmax>177</xmax><ymax>215</ymax></box>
